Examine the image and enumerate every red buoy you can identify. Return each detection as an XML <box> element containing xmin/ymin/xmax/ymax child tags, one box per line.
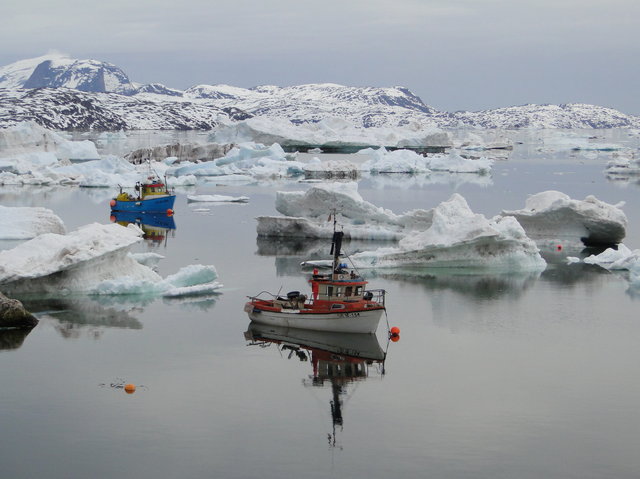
<box><xmin>166</xmin><ymin>209</ymin><xmax>174</xmax><ymax>216</ymax></box>
<box><xmin>390</xmin><ymin>326</ymin><xmax>400</xmax><ymax>335</ymax></box>
<box><xmin>109</xmin><ymin>215</ymin><xmax>116</xmax><ymax>223</ymax></box>
<box><xmin>556</xmin><ymin>244</ymin><xmax>563</xmax><ymax>251</ymax></box>
<box><xmin>109</xmin><ymin>199</ymin><xmax>116</xmax><ymax>207</ymax></box>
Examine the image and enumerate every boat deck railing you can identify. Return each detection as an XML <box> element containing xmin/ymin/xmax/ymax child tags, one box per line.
<box><xmin>365</xmin><ymin>289</ymin><xmax>386</xmax><ymax>307</ymax></box>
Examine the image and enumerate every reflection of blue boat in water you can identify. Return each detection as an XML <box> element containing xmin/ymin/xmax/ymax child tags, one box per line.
<box><xmin>110</xmin><ymin>211</ymin><xmax>176</xmax><ymax>246</ymax></box>
<box><xmin>110</xmin><ymin>176</ymin><xmax>176</xmax><ymax>213</ymax></box>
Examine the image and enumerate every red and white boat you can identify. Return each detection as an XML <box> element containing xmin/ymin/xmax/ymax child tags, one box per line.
<box><xmin>244</xmin><ymin>228</ymin><xmax>386</xmax><ymax>334</ymax></box>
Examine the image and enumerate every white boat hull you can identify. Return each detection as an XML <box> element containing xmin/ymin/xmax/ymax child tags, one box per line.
<box><xmin>245</xmin><ymin>306</ymin><xmax>383</xmax><ymax>334</ymax></box>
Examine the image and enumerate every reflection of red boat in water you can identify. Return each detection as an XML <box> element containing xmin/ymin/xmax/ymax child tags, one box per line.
<box><xmin>245</xmin><ymin>323</ymin><xmax>387</xmax><ymax>448</ymax></box>
<box><xmin>245</xmin><ymin>221</ymin><xmax>386</xmax><ymax>333</ymax></box>
<box><xmin>110</xmin><ymin>211</ymin><xmax>176</xmax><ymax>247</ymax></box>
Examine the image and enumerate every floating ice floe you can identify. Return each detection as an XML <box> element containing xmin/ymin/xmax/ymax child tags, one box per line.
<box><xmin>582</xmin><ymin>244</ymin><xmax>640</xmax><ymax>270</ymax></box>
<box><xmin>567</xmin><ymin>244</ymin><xmax>640</xmax><ymax>288</ymax></box>
<box><xmin>94</xmin><ymin>263</ymin><xmax>223</xmax><ymax>297</ymax></box>
<box><xmin>538</xmin><ymin>132</ymin><xmax>624</xmax><ymax>152</ymax></box>
<box><xmin>258</xmin><ymin>182</ymin><xmax>434</xmax><ymax>240</ymax></box>
<box><xmin>605</xmin><ymin>152</ymin><xmax>640</xmax><ymax>180</ymax></box>
<box><xmin>358</xmin><ymin>148</ymin><xmax>493</xmax><ymax>174</ymax></box>
<box><xmin>0</xmin><ymin>121</ymin><xmax>99</xmax><ymax>160</ymax></box>
<box><xmin>350</xmin><ymin>195</ymin><xmax>546</xmax><ymax>271</ymax></box>
<box><xmin>500</xmin><ymin>191</ymin><xmax>627</xmax><ymax>247</ymax></box>
<box><xmin>0</xmin><ymin>223</ymin><xmax>223</xmax><ymax>296</ymax></box>
<box><xmin>0</xmin><ymin>205</ymin><xmax>65</xmax><ymax>240</ymax></box>
<box><xmin>187</xmin><ymin>194</ymin><xmax>249</xmax><ymax>203</ymax></box>
<box><xmin>169</xmin><ymin>142</ymin><xmax>304</xmax><ymax>179</ymax></box>
<box><xmin>209</xmin><ymin>116</ymin><xmax>452</xmax><ymax>150</ymax></box>
<box><xmin>303</xmin><ymin>158</ymin><xmax>360</xmax><ymax>178</ymax></box>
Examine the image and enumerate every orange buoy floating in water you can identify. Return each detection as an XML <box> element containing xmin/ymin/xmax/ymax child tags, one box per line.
<box><xmin>389</xmin><ymin>326</ymin><xmax>400</xmax><ymax>342</ymax></box>
<box><xmin>109</xmin><ymin>215</ymin><xmax>116</xmax><ymax>223</ymax></box>
<box><xmin>109</xmin><ymin>199</ymin><xmax>116</xmax><ymax>207</ymax></box>
<box><xmin>556</xmin><ymin>244</ymin><xmax>563</xmax><ymax>251</ymax></box>
<box><xmin>166</xmin><ymin>209</ymin><xmax>174</xmax><ymax>216</ymax></box>
<box><xmin>124</xmin><ymin>383</ymin><xmax>136</xmax><ymax>394</ymax></box>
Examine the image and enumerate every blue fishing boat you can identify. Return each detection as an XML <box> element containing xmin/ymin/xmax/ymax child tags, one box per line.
<box><xmin>110</xmin><ymin>175</ymin><xmax>176</xmax><ymax>214</ymax></box>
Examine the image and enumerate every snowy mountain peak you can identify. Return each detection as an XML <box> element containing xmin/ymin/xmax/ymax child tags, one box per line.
<box><xmin>22</xmin><ymin>56</ymin><xmax>136</xmax><ymax>94</ymax></box>
<box><xmin>0</xmin><ymin>52</ymin><xmax>69</xmax><ymax>90</ymax></box>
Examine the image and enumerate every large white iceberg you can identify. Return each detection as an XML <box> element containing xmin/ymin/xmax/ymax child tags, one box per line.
<box><xmin>169</xmin><ymin>142</ymin><xmax>304</xmax><ymax>179</ymax></box>
<box><xmin>0</xmin><ymin>223</ymin><xmax>223</xmax><ymax>296</ymax></box>
<box><xmin>500</xmin><ymin>191</ymin><xmax>627</xmax><ymax>246</ymax></box>
<box><xmin>209</xmin><ymin>117</ymin><xmax>452</xmax><ymax>149</ymax></box>
<box><xmin>359</xmin><ymin>148</ymin><xmax>493</xmax><ymax>174</ymax></box>
<box><xmin>350</xmin><ymin>195</ymin><xmax>546</xmax><ymax>271</ymax></box>
<box><xmin>0</xmin><ymin>205</ymin><xmax>65</xmax><ymax>240</ymax></box>
<box><xmin>0</xmin><ymin>121</ymin><xmax>99</xmax><ymax>160</ymax></box>
<box><xmin>258</xmin><ymin>182</ymin><xmax>434</xmax><ymax>240</ymax></box>
<box><xmin>257</xmin><ymin>183</ymin><xmax>546</xmax><ymax>271</ymax></box>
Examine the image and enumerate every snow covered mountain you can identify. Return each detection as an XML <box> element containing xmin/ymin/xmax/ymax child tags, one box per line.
<box><xmin>452</xmin><ymin>103</ymin><xmax>640</xmax><ymax>129</ymax></box>
<box><xmin>0</xmin><ymin>54</ymin><xmax>639</xmax><ymax>130</ymax></box>
<box><xmin>0</xmin><ymin>88</ymin><xmax>250</xmax><ymax>130</ymax></box>
<box><xmin>182</xmin><ymin>83</ymin><xmax>439</xmax><ymax>127</ymax></box>
<box><xmin>0</xmin><ymin>53</ymin><xmax>137</xmax><ymax>94</ymax></box>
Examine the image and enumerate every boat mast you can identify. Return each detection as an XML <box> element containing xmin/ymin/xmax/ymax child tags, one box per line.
<box><xmin>329</xmin><ymin>209</ymin><xmax>343</xmax><ymax>277</ymax></box>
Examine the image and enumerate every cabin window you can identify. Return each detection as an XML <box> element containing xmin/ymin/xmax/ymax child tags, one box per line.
<box><xmin>355</xmin><ymin>286</ymin><xmax>363</xmax><ymax>296</ymax></box>
<box><xmin>345</xmin><ymin>286</ymin><xmax>353</xmax><ymax>297</ymax></box>
<box><xmin>335</xmin><ymin>287</ymin><xmax>343</xmax><ymax>297</ymax></box>
<box><xmin>326</xmin><ymin>286</ymin><xmax>333</xmax><ymax>297</ymax></box>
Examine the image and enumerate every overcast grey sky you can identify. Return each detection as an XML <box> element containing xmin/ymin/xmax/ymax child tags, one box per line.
<box><xmin>2</xmin><ymin>0</ymin><xmax>639</xmax><ymax>114</ymax></box>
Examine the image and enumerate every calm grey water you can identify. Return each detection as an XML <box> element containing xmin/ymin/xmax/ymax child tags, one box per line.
<box><xmin>1</xmin><ymin>129</ymin><xmax>640</xmax><ymax>479</ymax></box>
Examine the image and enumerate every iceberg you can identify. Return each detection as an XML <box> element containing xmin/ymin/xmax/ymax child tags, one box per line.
<box><xmin>359</xmin><ymin>148</ymin><xmax>493</xmax><ymax>174</ymax></box>
<box><xmin>569</xmin><ymin>243</ymin><xmax>640</xmax><ymax>289</ymax></box>
<box><xmin>303</xmin><ymin>158</ymin><xmax>360</xmax><ymax>178</ymax></box>
<box><xmin>350</xmin><ymin>195</ymin><xmax>546</xmax><ymax>271</ymax></box>
<box><xmin>0</xmin><ymin>223</ymin><xmax>223</xmax><ymax>297</ymax></box>
<box><xmin>605</xmin><ymin>152</ymin><xmax>640</xmax><ymax>181</ymax></box>
<box><xmin>0</xmin><ymin>121</ymin><xmax>99</xmax><ymax>160</ymax></box>
<box><xmin>209</xmin><ymin>117</ymin><xmax>452</xmax><ymax>150</ymax></box>
<box><xmin>93</xmin><ymin>264</ymin><xmax>223</xmax><ymax>297</ymax></box>
<box><xmin>170</xmin><ymin>142</ymin><xmax>304</xmax><ymax>179</ymax></box>
<box><xmin>0</xmin><ymin>223</ymin><xmax>155</xmax><ymax>291</ymax></box>
<box><xmin>581</xmin><ymin>244</ymin><xmax>640</xmax><ymax>271</ymax></box>
<box><xmin>258</xmin><ymin>182</ymin><xmax>433</xmax><ymax>240</ymax></box>
<box><xmin>187</xmin><ymin>194</ymin><xmax>249</xmax><ymax>203</ymax></box>
<box><xmin>0</xmin><ymin>205</ymin><xmax>65</xmax><ymax>240</ymax></box>
<box><xmin>257</xmin><ymin>182</ymin><xmax>545</xmax><ymax>271</ymax></box>
<box><xmin>500</xmin><ymin>191</ymin><xmax>627</xmax><ymax>247</ymax></box>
